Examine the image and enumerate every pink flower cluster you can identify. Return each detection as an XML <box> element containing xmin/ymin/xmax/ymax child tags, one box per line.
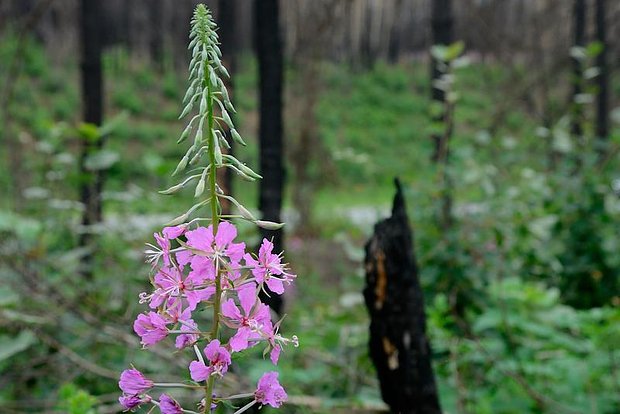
<box><xmin>119</xmin><ymin>222</ymin><xmax>297</xmax><ymax>412</ymax></box>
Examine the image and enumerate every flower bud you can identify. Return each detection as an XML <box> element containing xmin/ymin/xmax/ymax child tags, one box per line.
<box><xmin>172</xmin><ymin>155</ymin><xmax>189</xmax><ymax>176</ymax></box>
<box><xmin>231</xmin><ymin>128</ymin><xmax>246</xmax><ymax>146</ymax></box>
<box><xmin>194</xmin><ymin>177</ymin><xmax>205</xmax><ymax>198</ymax></box>
<box><xmin>254</xmin><ymin>220</ymin><xmax>285</xmax><ymax>230</ymax></box>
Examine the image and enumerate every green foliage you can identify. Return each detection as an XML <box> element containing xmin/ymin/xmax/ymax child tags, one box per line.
<box><xmin>112</xmin><ymin>86</ymin><xmax>143</xmax><ymax>114</ymax></box>
<box><xmin>429</xmin><ymin>279</ymin><xmax>620</xmax><ymax>414</ymax></box>
<box><xmin>56</xmin><ymin>383</ymin><xmax>97</xmax><ymax>414</ymax></box>
<box><xmin>0</xmin><ymin>330</ymin><xmax>36</xmax><ymax>363</ymax></box>
<box><xmin>162</xmin><ymin>71</ymin><xmax>181</xmax><ymax>99</ymax></box>
<box><xmin>318</xmin><ymin>62</ymin><xmax>431</xmax><ymax>187</ymax></box>
<box><xmin>431</xmin><ymin>41</ymin><xmax>465</xmax><ymax>62</ymax></box>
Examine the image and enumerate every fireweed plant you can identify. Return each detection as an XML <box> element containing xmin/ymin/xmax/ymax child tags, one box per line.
<box><xmin>118</xmin><ymin>5</ymin><xmax>298</xmax><ymax>414</ymax></box>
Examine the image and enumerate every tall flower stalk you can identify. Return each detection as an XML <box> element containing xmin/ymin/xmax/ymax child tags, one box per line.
<box><xmin>119</xmin><ymin>5</ymin><xmax>297</xmax><ymax>414</ymax></box>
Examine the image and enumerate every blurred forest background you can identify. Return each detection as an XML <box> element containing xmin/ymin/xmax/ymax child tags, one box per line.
<box><xmin>1</xmin><ymin>0</ymin><xmax>619</xmax><ymax>413</ymax></box>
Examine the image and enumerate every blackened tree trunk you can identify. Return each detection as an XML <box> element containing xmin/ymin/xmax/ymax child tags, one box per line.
<box><xmin>78</xmin><ymin>0</ymin><xmax>104</xmax><ymax>277</ymax></box>
<box><xmin>431</xmin><ymin>0</ymin><xmax>453</xmax><ymax>162</ymax></box>
<box><xmin>595</xmin><ymin>0</ymin><xmax>609</xmax><ymax>161</ymax></box>
<box><xmin>256</xmin><ymin>0</ymin><xmax>284</xmax><ymax>314</ymax></box>
<box><xmin>364</xmin><ymin>179</ymin><xmax>442</xmax><ymax>414</ymax></box>
<box><xmin>387</xmin><ymin>0</ymin><xmax>404</xmax><ymax>64</ymax></box>
<box><xmin>219</xmin><ymin>0</ymin><xmax>237</xmax><ymax>215</ymax></box>
<box><xmin>430</xmin><ymin>0</ymin><xmax>455</xmax><ymax>231</ymax></box>
<box><xmin>570</xmin><ymin>0</ymin><xmax>586</xmax><ymax>145</ymax></box>
<box><xmin>149</xmin><ymin>0</ymin><xmax>164</xmax><ymax>70</ymax></box>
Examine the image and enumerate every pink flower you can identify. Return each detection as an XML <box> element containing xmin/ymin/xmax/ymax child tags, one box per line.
<box><xmin>254</xmin><ymin>371</ymin><xmax>287</xmax><ymax>408</ymax></box>
<box><xmin>189</xmin><ymin>360</ymin><xmax>210</xmax><ymax>382</ymax></box>
<box><xmin>189</xmin><ymin>339</ymin><xmax>231</xmax><ymax>381</ymax></box>
<box><xmin>261</xmin><ymin>320</ymin><xmax>284</xmax><ymax>365</ymax></box>
<box><xmin>175</xmin><ymin>318</ymin><xmax>199</xmax><ymax>349</ymax></box>
<box><xmin>118</xmin><ymin>368</ymin><xmax>153</xmax><ymax>395</ymax></box>
<box><xmin>244</xmin><ymin>239</ymin><xmax>295</xmax><ymax>294</ymax></box>
<box><xmin>163</xmin><ymin>306</ymin><xmax>199</xmax><ymax>349</ymax></box>
<box><xmin>270</xmin><ymin>343</ymin><xmax>282</xmax><ymax>365</ymax></box>
<box><xmin>159</xmin><ymin>394</ymin><xmax>183</xmax><ymax>414</ymax></box>
<box><xmin>175</xmin><ymin>249</ymin><xmax>193</xmax><ymax>269</ymax></box>
<box><xmin>153</xmin><ymin>233</ymin><xmax>171</xmax><ymax>266</ymax></box>
<box><xmin>149</xmin><ymin>225</ymin><xmax>186</xmax><ymax>267</ymax></box>
<box><xmin>163</xmin><ymin>225</ymin><xmax>186</xmax><ymax>239</ymax></box>
<box><xmin>186</xmin><ymin>222</ymin><xmax>245</xmax><ymax>261</ymax></box>
<box><xmin>263</xmin><ymin>319</ymin><xmax>299</xmax><ymax>365</ymax></box>
<box><xmin>222</xmin><ymin>284</ymin><xmax>271</xmax><ymax>352</ymax></box>
<box><xmin>149</xmin><ymin>266</ymin><xmax>213</xmax><ymax>311</ymax></box>
<box><xmin>119</xmin><ymin>394</ymin><xmax>150</xmax><ymax>411</ymax></box>
<box><xmin>134</xmin><ymin>312</ymin><xmax>168</xmax><ymax>347</ymax></box>
<box><xmin>183</xmin><ymin>223</ymin><xmax>246</xmax><ymax>281</ymax></box>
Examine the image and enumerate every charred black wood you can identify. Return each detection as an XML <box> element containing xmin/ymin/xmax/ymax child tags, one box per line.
<box><xmin>430</xmin><ymin>0</ymin><xmax>453</xmax><ymax>162</ymax></box>
<box><xmin>364</xmin><ymin>179</ymin><xmax>441</xmax><ymax>414</ymax></box>
<box><xmin>78</xmin><ymin>0</ymin><xmax>104</xmax><ymax>279</ymax></box>
<box><xmin>255</xmin><ymin>0</ymin><xmax>285</xmax><ymax>315</ymax></box>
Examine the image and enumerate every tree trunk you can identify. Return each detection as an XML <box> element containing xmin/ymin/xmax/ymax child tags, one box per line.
<box><xmin>430</xmin><ymin>0</ymin><xmax>455</xmax><ymax>231</ymax></box>
<box><xmin>364</xmin><ymin>179</ymin><xmax>442</xmax><ymax>414</ymax></box>
<box><xmin>218</xmin><ymin>0</ymin><xmax>237</xmax><ymax>215</ymax></box>
<box><xmin>78</xmin><ymin>0</ymin><xmax>104</xmax><ymax>278</ymax></box>
<box><xmin>149</xmin><ymin>0</ymin><xmax>164</xmax><ymax>70</ymax></box>
<box><xmin>387</xmin><ymin>0</ymin><xmax>404</xmax><ymax>64</ymax></box>
<box><xmin>255</xmin><ymin>0</ymin><xmax>284</xmax><ymax>314</ymax></box>
<box><xmin>570</xmin><ymin>0</ymin><xmax>586</xmax><ymax>146</ymax></box>
<box><xmin>595</xmin><ymin>0</ymin><xmax>609</xmax><ymax>161</ymax></box>
<box><xmin>431</xmin><ymin>0</ymin><xmax>454</xmax><ymax>162</ymax></box>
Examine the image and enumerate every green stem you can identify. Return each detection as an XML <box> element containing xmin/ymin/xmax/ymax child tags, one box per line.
<box><xmin>204</xmin><ymin>56</ymin><xmax>221</xmax><ymax>414</ymax></box>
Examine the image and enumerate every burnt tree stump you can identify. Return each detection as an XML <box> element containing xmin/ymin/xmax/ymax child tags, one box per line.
<box><xmin>363</xmin><ymin>179</ymin><xmax>442</xmax><ymax>414</ymax></box>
